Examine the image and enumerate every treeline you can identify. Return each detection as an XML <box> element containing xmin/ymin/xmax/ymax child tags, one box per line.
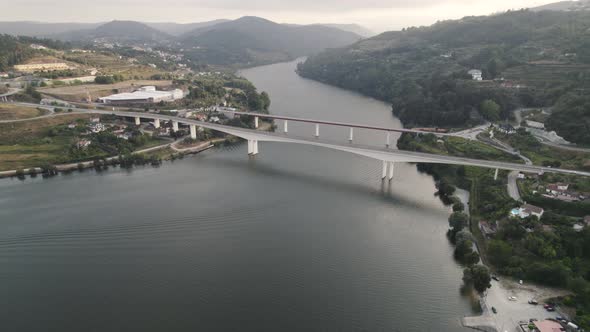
<box><xmin>94</xmin><ymin>74</ymin><xmax>125</xmax><ymax>84</ymax></box>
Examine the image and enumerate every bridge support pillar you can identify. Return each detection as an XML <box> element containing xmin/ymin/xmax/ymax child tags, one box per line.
<box><xmin>190</xmin><ymin>125</ymin><xmax>197</xmax><ymax>139</ymax></box>
<box><xmin>255</xmin><ymin>116</ymin><xmax>259</xmax><ymax>129</ymax></box>
<box><xmin>284</xmin><ymin>120</ymin><xmax>288</xmax><ymax>133</ymax></box>
<box><xmin>494</xmin><ymin>168</ymin><xmax>499</xmax><ymax>181</ymax></box>
<box><xmin>388</xmin><ymin>162</ymin><xmax>395</xmax><ymax>180</ymax></box>
<box><xmin>386</xmin><ymin>132</ymin><xmax>391</xmax><ymax>147</ymax></box>
<box><xmin>134</xmin><ymin>117</ymin><xmax>141</xmax><ymax>126</ymax></box>
<box><xmin>382</xmin><ymin>161</ymin><xmax>388</xmax><ymax>179</ymax></box>
<box><xmin>315</xmin><ymin>123</ymin><xmax>320</xmax><ymax>138</ymax></box>
<box><xmin>172</xmin><ymin>121</ymin><xmax>179</xmax><ymax>132</ymax></box>
<box><xmin>349</xmin><ymin>127</ymin><xmax>354</xmax><ymax>142</ymax></box>
<box><xmin>248</xmin><ymin>140</ymin><xmax>258</xmax><ymax>155</ymax></box>
<box><xmin>154</xmin><ymin>118</ymin><xmax>160</xmax><ymax>129</ymax></box>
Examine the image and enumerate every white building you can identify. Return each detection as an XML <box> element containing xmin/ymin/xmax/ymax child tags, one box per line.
<box><xmin>468</xmin><ymin>69</ymin><xmax>483</xmax><ymax>81</ymax></box>
<box><xmin>525</xmin><ymin>120</ymin><xmax>545</xmax><ymax>129</ymax></box>
<box><xmin>510</xmin><ymin>204</ymin><xmax>544</xmax><ymax>219</ymax></box>
<box><xmin>98</xmin><ymin>86</ymin><xmax>185</xmax><ymax>105</ymax></box>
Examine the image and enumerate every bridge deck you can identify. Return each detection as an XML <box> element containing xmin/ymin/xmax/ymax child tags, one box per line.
<box><xmin>218</xmin><ymin>110</ymin><xmax>453</xmax><ymax>136</ymax></box>
<box><xmin>7</xmin><ymin>103</ymin><xmax>590</xmax><ymax>178</ymax></box>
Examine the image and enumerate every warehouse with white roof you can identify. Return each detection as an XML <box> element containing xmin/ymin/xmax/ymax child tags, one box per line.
<box><xmin>99</xmin><ymin>86</ymin><xmax>184</xmax><ymax>105</ymax></box>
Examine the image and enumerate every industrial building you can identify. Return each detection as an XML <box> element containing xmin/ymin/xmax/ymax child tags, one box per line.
<box><xmin>98</xmin><ymin>86</ymin><xmax>184</xmax><ymax>105</ymax></box>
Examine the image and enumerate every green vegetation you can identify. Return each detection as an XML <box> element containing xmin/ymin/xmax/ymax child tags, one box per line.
<box><xmin>0</xmin><ymin>34</ymin><xmax>70</xmax><ymax>72</ymax></box>
<box><xmin>397</xmin><ymin>133</ymin><xmax>521</xmax><ymax>162</ymax></box>
<box><xmin>494</xmin><ymin>128</ymin><xmax>590</xmax><ymax>170</ymax></box>
<box><xmin>0</xmin><ymin>104</ymin><xmax>45</xmax><ymax>120</ymax></box>
<box><xmin>546</xmin><ymin>94</ymin><xmax>590</xmax><ymax>145</ymax></box>
<box><xmin>399</xmin><ymin>131</ymin><xmax>590</xmax><ymax>328</ymax></box>
<box><xmin>0</xmin><ymin>114</ymin><xmax>163</xmax><ymax>171</ymax></box>
<box><xmin>298</xmin><ymin>10</ymin><xmax>590</xmax><ymax>128</ymax></box>
<box><xmin>463</xmin><ymin>265</ymin><xmax>492</xmax><ymax>294</ymax></box>
<box><xmin>94</xmin><ymin>74</ymin><xmax>125</xmax><ymax>84</ymax></box>
<box><xmin>173</xmin><ymin>73</ymin><xmax>270</xmax><ymax>114</ymax></box>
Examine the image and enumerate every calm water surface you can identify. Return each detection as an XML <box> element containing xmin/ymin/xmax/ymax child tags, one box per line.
<box><xmin>0</xmin><ymin>60</ymin><xmax>474</xmax><ymax>331</ymax></box>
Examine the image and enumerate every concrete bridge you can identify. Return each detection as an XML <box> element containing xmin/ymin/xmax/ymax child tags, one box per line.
<box><xmin>0</xmin><ymin>88</ymin><xmax>20</xmax><ymax>102</ymax></box>
<box><xmin>12</xmin><ymin>103</ymin><xmax>587</xmax><ymax>180</ymax></box>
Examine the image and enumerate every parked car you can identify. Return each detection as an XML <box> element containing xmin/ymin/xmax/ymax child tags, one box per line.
<box><xmin>508</xmin><ymin>296</ymin><xmax>517</xmax><ymax>301</ymax></box>
<box><xmin>528</xmin><ymin>299</ymin><xmax>538</xmax><ymax>305</ymax></box>
<box><xmin>546</xmin><ymin>306</ymin><xmax>556</xmax><ymax>312</ymax></box>
<box><xmin>492</xmin><ymin>307</ymin><xmax>497</xmax><ymax>314</ymax></box>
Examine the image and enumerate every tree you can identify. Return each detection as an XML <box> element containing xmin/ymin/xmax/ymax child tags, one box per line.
<box><xmin>463</xmin><ymin>265</ymin><xmax>492</xmax><ymax>293</ymax></box>
<box><xmin>260</xmin><ymin>91</ymin><xmax>271</xmax><ymax>110</ymax></box>
<box><xmin>448</xmin><ymin>212</ymin><xmax>469</xmax><ymax>243</ymax></box>
<box><xmin>487</xmin><ymin>239</ymin><xmax>512</xmax><ymax>266</ymax></box>
<box><xmin>480</xmin><ymin>99</ymin><xmax>501</xmax><ymax>121</ymax></box>
<box><xmin>437</xmin><ymin>178</ymin><xmax>456</xmax><ymax>197</ymax></box>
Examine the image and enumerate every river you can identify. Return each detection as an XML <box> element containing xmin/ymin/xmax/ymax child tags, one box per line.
<box><xmin>0</xmin><ymin>60</ymin><xmax>474</xmax><ymax>331</ymax></box>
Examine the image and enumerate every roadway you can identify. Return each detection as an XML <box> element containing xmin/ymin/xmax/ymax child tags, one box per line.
<box><xmin>6</xmin><ymin>102</ymin><xmax>590</xmax><ymax>178</ymax></box>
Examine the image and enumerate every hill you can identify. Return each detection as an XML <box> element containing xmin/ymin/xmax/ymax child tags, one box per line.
<box><xmin>179</xmin><ymin>16</ymin><xmax>362</xmax><ymax>66</ymax></box>
<box><xmin>298</xmin><ymin>10</ymin><xmax>590</xmax><ymax>131</ymax></box>
<box><xmin>56</xmin><ymin>20</ymin><xmax>172</xmax><ymax>42</ymax></box>
<box><xmin>145</xmin><ymin>20</ymin><xmax>229</xmax><ymax>36</ymax></box>
<box><xmin>319</xmin><ymin>24</ymin><xmax>374</xmax><ymax>38</ymax></box>
<box><xmin>532</xmin><ymin>0</ymin><xmax>590</xmax><ymax>11</ymax></box>
<box><xmin>0</xmin><ymin>34</ymin><xmax>70</xmax><ymax>72</ymax></box>
<box><xmin>0</xmin><ymin>22</ymin><xmax>101</xmax><ymax>37</ymax></box>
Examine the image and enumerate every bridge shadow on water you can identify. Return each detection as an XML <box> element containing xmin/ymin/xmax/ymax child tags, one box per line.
<box><xmin>195</xmin><ymin>152</ymin><xmax>445</xmax><ymax>217</ymax></box>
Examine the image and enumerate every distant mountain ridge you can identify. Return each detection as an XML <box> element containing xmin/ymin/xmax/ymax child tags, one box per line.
<box><xmin>55</xmin><ymin>20</ymin><xmax>171</xmax><ymax>42</ymax></box>
<box><xmin>178</xmin><ymin>16</ymin><xmax>363</xmax><ymax>66</ymax></box>
<box><xmin>318</xmin><ymin>24</ymin><xmax>374</xmax><ymax>37</ymax></box>
<box><xmin>145</xmin><ymin>20</ymin><xmax>230</xmax><ymax>36</ymax></box>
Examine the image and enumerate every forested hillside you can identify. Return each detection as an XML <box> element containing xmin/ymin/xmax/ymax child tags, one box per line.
<box><xmin>298</xmin><ymin>10</ymin><xmax>590</xmax><ymax>129</ymax></box>
<box><xmin>0</xmin><ymin>35</ymin><xmax>69</xmax><ymax>72</ymax></box>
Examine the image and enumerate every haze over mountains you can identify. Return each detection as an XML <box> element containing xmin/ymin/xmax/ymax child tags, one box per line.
<box><xmin>0</xmin><ymin>18</ymin><xmax>367</xmax><ymax>40</ymax></box>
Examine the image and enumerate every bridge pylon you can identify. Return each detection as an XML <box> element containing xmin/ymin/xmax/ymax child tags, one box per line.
<box><xmin>248</xmin><ymin>140</ymin><xmax>259</xmax><ymax>155</ymax></box>
<box><xmin>381</xmin><ymin>161</ymin><xmax>395</xmax><ymax>180</ymax></box>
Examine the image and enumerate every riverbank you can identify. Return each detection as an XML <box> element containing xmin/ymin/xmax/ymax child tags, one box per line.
<box><xmin>0</xmin><ymin>139</ymin><xmax>216</xmax><ymax>179</ymax></box>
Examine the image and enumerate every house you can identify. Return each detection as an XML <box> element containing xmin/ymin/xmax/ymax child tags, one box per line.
<box><xmin>76</xmin><ymin>139</ymin><xmax>91</xmax><ymax>149</ymax></box>
<box><xmin>67</xmin><ymin>123</ymin><xmax>77</xmax><ymax>129</ymax></box>
<box><xmin>0</xmin><ymin>72</ymin><xmax>8</xmax><ymax>78</ymax></box>
<box><xmin>573</xmin><ymin>223</ymin><xmax>585</xmax><ymax>232</ymax></box>
<box><xmin>511</xmin><ymin>204</ymin><xmax>544</xmax><ymax>219</ymax></box>
<box><xmin>29</xmin><ymin>44</ymin><xmax>48</xmax><ymax>50</ymax></box>
<box><xmin>517</xmin><ymin>173</ymin><xmax>526</xmax><ymax>179</ymax></box>
<box><xmin>525</xmin><ymin>120</ymin><xmax>545</xmax><ymax>129</ymax></box>
<box><xmin>90</xmin><ymin>117</ymin><xmax>100</xmax><ymax>123</ymax></box>
<box><xmin>88</xmin><ymin>123</ymin><xmax>105</xmax><ymax>133</ymax></box>
<box><xmin>547</xmin><ymin>183</ymin><xmax>570</xmax><ymax>192</ymax></box>
<box><xmin>479</xmin><ymin>221</ymin><xmax>498</xmax><ymax>238</ymax></box>
<box><xmin>497</xmin><ymin>123</ymin><xmax>516</xmax><ymax>134</ymax></box>
<box><xmin>468</xmin><ymin>69</ymin><xmax>483</xmax><ymax>81</ymax></box>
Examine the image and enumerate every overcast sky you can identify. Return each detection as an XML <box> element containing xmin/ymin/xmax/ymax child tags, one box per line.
<box><xmin>2</xmin><ymin>0</ymin><xmax>559</xmax><ymax>32</ymax></box>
